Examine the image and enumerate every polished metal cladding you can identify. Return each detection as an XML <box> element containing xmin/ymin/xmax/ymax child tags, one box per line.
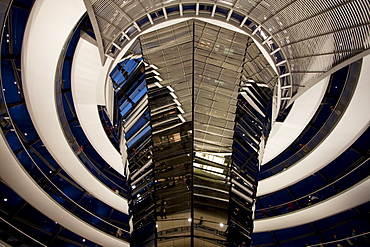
<box><xmin>83</xmin><ymin>0</ymin><xmax>370</xmax><ymax>246</ymax></box>
<box><xmin>114</xmin><ymin>20</ymin><xmax>273</xmax><ymax>246</ymax></box>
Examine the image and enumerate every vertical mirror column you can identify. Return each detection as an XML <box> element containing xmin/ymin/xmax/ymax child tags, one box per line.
<box><xmin>148</xmin><ymin>84</ymin><xmax>193</xmax><ymax>246</ymax></box>
<box><xmin>132</xmin><ymin>19</ymin><xmax>275</xmax><ymax>247</ymax></box>
<box><xmin>140</xmin><ymin>20</ymin><xmax>194</xmax><ymax>247</ymax></box>
<box><xmin>110</xmin><ymin>53</ymin><xmax>156</xmax><ymax>246</ymax></box>
<box><xmin>192</xmin><ymin>20</ymin><xmax>249</xmax><ymax>246</ymax></box>
<box><xmin>227</xmin><ymin>83</ymin><xmax>273</xmax><ymax>246</ymax></box>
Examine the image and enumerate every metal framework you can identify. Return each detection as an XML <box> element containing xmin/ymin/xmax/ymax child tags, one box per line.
<box><xmin>84</xmin><ymin>0</ymin><xmax>370</xmax><ymax>111</ymax></box>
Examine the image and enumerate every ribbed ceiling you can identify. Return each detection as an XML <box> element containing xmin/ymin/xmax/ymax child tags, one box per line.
<box><xmin>84</xmin><ymin>0</ymin><xmax>370</xmax><ymax>101</ymax></box>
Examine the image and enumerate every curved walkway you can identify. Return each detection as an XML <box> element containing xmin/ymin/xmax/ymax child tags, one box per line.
<box><xmin>258</xmin><ymin>54</ymin><xmax>370</xmax><ymax>196</ymax></box>
<box><xmin>262</xmin><ymin>76</ymin><xmax>329</xmax><ymax>164</ymax></box>
<box><xmin>71</xmin><ymin>34</ymin><xmax>124</xmax><ymax>175</ymax></box>
<box><xmin>0</xmin><ymin>132</ymin><xmax>128</xmax><ymax>246</ymax></box>
<box><xmin>21</xmin><ymin>0</ymin><xmax>128</xmax><ymax>213</ymax></box>
<box><xmin>254</xmin><ymin>176</ymin><xmax>370</xmax><ymax>232</ymax></box>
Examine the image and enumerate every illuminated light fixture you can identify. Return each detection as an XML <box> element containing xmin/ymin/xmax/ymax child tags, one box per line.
<box><xmin>170</xmin><ymin>92</ymin><xmax>177</xmax><ymax>99</ymax></box>
<box><xmin>154</xmin><ymin>82</ymin><xmax>163</xmax><ymax>88</ymax></box>
<box><xmin>177</xmin><ymin>106</ymin><xmax>185</xmax><ymax>114</ymax></box>
<box><xmin>188</xmin><ymin>218</ymin><xmax>192</xmax><ymax>222</ymax></box>
<box><xmin>156</xmin><ymin>224</ymin><xmax>158</xmax><ymax>228</ymax></box>
<box><xmin>178</xmin><ymin>114</ymin><xmax>186</xmax><ymax>123</ymax></box>
<box><xmin>82</xmin><ymin>239</ymin><xmax>86</xmax><ymax>242</ymax></box>
<box><xmin>173</xmin><ymin>99</ymin><xmax>181</xmax><ymax>106</ymax></box>
<box><xmin>4</xmin><ymin>198</ymin><xmax>8</xmax><ymax>202</ymax></box>
<box><xmin>220</xmin><ymin>223</ymin><xmax>224</xmax><ymax>227</ymax></box>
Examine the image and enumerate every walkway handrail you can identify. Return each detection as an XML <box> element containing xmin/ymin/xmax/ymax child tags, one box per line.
<box><xmin>308</xmin><ymin>231</ymin><xmax>370</xmax><ymax>247</ymax></box>
<box><xmin>255</xmin><ymin>157</ymin><xmax>369</xmax><ymax>217</ymax></box>
<box><xmin>259</xmin><ymin>61</ymin><xmax>360</xmax><ymax>178</ymax></box>
<box><xmin>53</xmin><ymin>16</ymin><xmax>128</xmax><ymax>195</ymax></box>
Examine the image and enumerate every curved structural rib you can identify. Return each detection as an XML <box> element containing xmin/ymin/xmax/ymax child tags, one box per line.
<box><xmin>0</xmin><ymin>133</ymin><xmax>129</xmax><ymax>246</ymax></box>
<box><xmin>258</xmin><ymin>54</ymin><xmax>370</xmax><ymax>196</ymax></box>
<box><xmin>21</xmin><ymin>0</ymin><xmax>128</xmax><ymax>213</ymax></box>
<box><xmin>71</xmin><ymin>35</ymin><xmax>125</xmax><ymax>175</ymax></box>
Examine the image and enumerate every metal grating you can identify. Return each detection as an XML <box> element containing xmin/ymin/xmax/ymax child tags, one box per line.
<box><xmin>83</xmin><ymin>0</ymin><xmax>370</xmax><ymax>107</ymax></box>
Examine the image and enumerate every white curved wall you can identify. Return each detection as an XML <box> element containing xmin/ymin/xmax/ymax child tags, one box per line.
<box><xmin>258</xmin><ymin>54</ymin><xmax>370</xmax><ymax>196</ymax></box>
<box><xmin>71</xmin><ymin>35</ymin><xmax>124</xmax><ymax>175</ymax></box>
<box><xmin>21</xmin><ymin>0</ymin><xmax>128</xmax><ymax>213</ymax></box>
<box><xmin>0</xmin><ymin>132</ymin><xmax>129</xmax><ymax>246</ymax></box>
<box><xmin>254</xmin><ymin>176</ymin><xmax>370</xmax><ymax>232</ymax></box>
<box><xmin>12</xmin><ymin>0</ymin><xmax>370</xmax><ymax>242</ymax></box>
<box><xmin>262</xmin><ymin>76</ymin><xmax>329</xmax><ymax>164</ymax></box>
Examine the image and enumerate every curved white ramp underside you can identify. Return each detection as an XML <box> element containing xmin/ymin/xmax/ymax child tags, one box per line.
<box><xmin>255</xmin><ymin>176</ymin><xmax>370</xmax><ymax>232</ymax></box>
<box><xmin>71</xmin><ymin>35</ymin><xmax>124</xmax><ymax>175</ymax></box>
<box><xmin>0</xmin><ymin>132</ymin><xmax>129</xmax><ymax>246</ymax></box>
<box><xmin>262</xmin><ymin>77</ymin><xmax>329</xmax><ymax>164</ymax></box>
<box><xmin>258</xmin><ymin>54</ymin><xmax>370</xmax><ymax>196</ymax></box>
<box><xmin>21</xmin><ymin>0</ymin><xmax>128</xmax><ymax>213</ymax></box>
